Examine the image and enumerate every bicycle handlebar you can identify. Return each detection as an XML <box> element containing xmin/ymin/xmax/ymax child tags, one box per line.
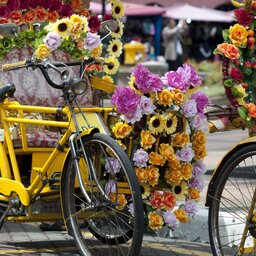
<box><xmin>2</xmin><ymin>60</ymin><xmax>27</xmax><ymax>72</ymax></box>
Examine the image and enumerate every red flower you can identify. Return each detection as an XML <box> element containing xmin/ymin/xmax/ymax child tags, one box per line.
<box><xmin>36</xmin><ymin>6</ymin><xmax>48</xmax><ymax>22</ymax></box>
<box><xmin>60</xmin><ymin>3</ymin><xmax>73</xmax><ymax>17</ymax></box>
<box><xmin>49</xmin><ymin>0</ymin><xmax>62</xmax><ymax>12</ymax></box>
<box><xmin>0</xmin><ymin>17</ymin><xmax>8</xmax><ymax>24</ymax></box>
<box><xmin>150</xmin><ymin>191</ymin><xmax>164</xmax><ymax>210</ymax></box>
<box><xmin>7</xmin><ymin>0</ymin><xmax>20</xmax><ymax>12</ymax></box>
<box><xmin>234</xmin><ymin>9</ymin><xmax>253</xmax><ymax>27</ymax></box>
<box><xmin>88</xmin><ymin>16</ymin><xmax>101</xmax><ymax>33</ymax></box>
<box><xmin>102</xmin><ymin>14</ymin><xmax>112</xmax><ymax>21</ymax></box>
<box><xmin>0</xmin><ymin>5</ymin><xmax>9</xmax><ymax>17</ymax></box>
<box><xmin>230</xmin><ymin>67</ymin><xmax>243</xmax><ymax>82</ymax></box>
<box><xmin>9</xmin><ymin>10</ymin><xmax>23</xmax><ymax>24</ymax></box>
<box><xmin>163</xmin><ymin>191</ymin><xmax>176</xmax><ymax>210</ymax></box>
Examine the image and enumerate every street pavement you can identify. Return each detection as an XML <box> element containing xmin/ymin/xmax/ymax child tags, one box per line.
<box><xmin>0</xmin><ymin>129</ymin><xmax>249</xmax><ymax>255</ymax></box>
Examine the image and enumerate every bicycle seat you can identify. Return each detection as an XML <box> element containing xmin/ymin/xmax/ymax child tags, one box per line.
<box><xmin>0</xmin><ymin>83</ymin><xmax>15</xmax><ymax>102</ymax></box>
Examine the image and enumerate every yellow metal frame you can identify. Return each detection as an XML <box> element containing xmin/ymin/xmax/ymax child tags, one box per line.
<box><xmin>0</xmin><ymin>99</ymin><xmax>114</xmax><ymax>210</ymax></box>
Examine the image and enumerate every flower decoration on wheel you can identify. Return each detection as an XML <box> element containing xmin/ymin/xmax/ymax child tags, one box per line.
<box><xmin>214</xmin><ymin>0</ymin><xmax>256</xmax><ymax>130</ymax></box>
<box><xmin>111</xmin><ymin>63</ymin><xmax>211</xmax><ymax>231</ymax></box>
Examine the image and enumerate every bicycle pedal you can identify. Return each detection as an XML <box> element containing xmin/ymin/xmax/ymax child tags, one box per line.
<box><xmin>49</xmin><ymin>172</ymin><xmax>61</xmax><ymax>191</ymax></box>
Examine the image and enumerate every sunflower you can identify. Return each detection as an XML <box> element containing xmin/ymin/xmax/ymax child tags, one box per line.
<box><xmin>111</xmin><ymin>21</ymin><xmax>124</xmax><ymax>38</ymax></box>
<box><xmin>111</xmin><ymin>0</ymin><xmax>124</xmax><ymax>19</ymax></box>
<box><xmin>128</xmin><ymin>75</ymin><xmax>143</xmax><ymax>95</ymax></box>
<box><xmin>107</xmin><ymin>38</ymin><xmax>123</xmax><ymax>58</ymax></box>
<box><xmin>148</xmin><ymin>114</ymin><xmax>166</xmax><ymax>135</ymax></box>
<box><xmin>172</xmin><ymin>181</ymin><xmax>188</xmax><ymax>200</ymax></box>
<box><xmin>140</xmin><ymin>183</ymin><xmax>151</xmax><ymax>199</ymax></box>
<box><xmin>103</xmin><ymin>56</ymin><xmax>120</xmax><ymax>75</ymax></box>
<box><xmin>102</xmin><ymin>75</ymin><xmax>114</xmax><ymax>84</ymax></box>
<box><xmin>165</xmin><ymin>113</ymin><xmax>178</xmax><ymax>135</ymax></box>
<box><xmin>53</xmin><ymin>18</ymin><xmax>71</xmax><ymax>37</ymax></box>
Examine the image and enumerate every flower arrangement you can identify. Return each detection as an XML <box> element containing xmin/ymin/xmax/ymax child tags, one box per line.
<box><xmin>110</xmin><ymin>63</ymin><xmax>211</xmax><ymax>231</ymax></box>
<box><xmin>214</xmin><ymin>0</ymin><xmax>256</xmax><ymax>130</ymax></box>
<box><xmin>0</xmin><ymin>0</ymin><xmax>125</xmax><ymax>80</ymax></box>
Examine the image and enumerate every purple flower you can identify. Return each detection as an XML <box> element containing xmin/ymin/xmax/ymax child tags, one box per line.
<box><xmin>60</xmin><ymin>3</ymin><xmax>73</xmax><ymax>17</ymax></box>
<box><xmin>111</xmin><ymin>86</ymin><xmax>141</xmax><ymax>116</ymax></box>
<box><xmin>121</xmin><ymin>108</ymin><xmax>142</xmax><ymax>124</ymax></box>
<box><xmin>49</xmin><ymin>0</ymin><xmax>63</xmax><ymax>12</ymax></box>
<box><xmin>163</xmin><ymin>71</ymin><xmax>188</xmax><ymax>92</ymax></box>
<box><xmin>7</xmin><ymin>0</ymin><xmax>20</xmax><ymax>12</ymax></box>
<box><xmin>180</xmin><ymin>64</ymin><xmax>202</xmax><ymax>88</ymax></box>
<box><xmin>148</xmin><ymin>73</ymin><xmax>163</xmax><ymax>92</ymax></box>
<box><xmin>0</xmin><ymin>6</ymin><xmax>9</xmax><ymax>17</ymax></box>
<box><xmin>41</xmin><ymin>0</ymin><xmax>52</xmax><ymax>9</ymax></box>
<box><xmin>84</xmin><ymin>32</ymin><xmax>101</xmax><ymax>50</ymax></box>
<box><xmin>105</xmin><ymin>180</ymin><xmax>117</xmax><ymax>195</ymax></box>
<box><xmin>184</xmin><ymin>200</ymin><xmax>198</xmax><ymax>214</ymax></box>
<box><xmin>188</xmin><ymin>177</ymin><xmax>205</xmax><ymax>191</ymax></box>
<box><xmin>19</xmin><ymin>0</ymin><xmax>29</xmax><ymax>9</ymax></box>
<box><xmin>182</xmin><ymin>99</ymin><xmax>198</xmax><ymax>118</ymax></box>
<box><xmin>28</xmin><ymin>0</ymin><xmax>40</xmax><ymax>9</ymax></box>
<box><xmin>176</xmin><ymin>146</ymin><xmax>194</xmax><ymax>162</ymax></box>
<box><xmin>128</xmin><ymin>203</ymin><xmax>134</xmax><ymax>216</ymax></box>
<box><xmin>44</xmin><ymin>31</ymin><xmax>61</xmax><ymax>51</ymax></box>
<box><xmin>190</xmin><ymin>91</ymin><xmax>211</xmax><ymax>113</ymax></box>
<box><xmin>133</xmin><ymin>148</ymin><xmax>149</xmax><ymax>168</ymax></box>
<box><xmin>192</xmin><ymin>161</ymin><xmax>206</xmax><ymax>177</ymax></box>
<box><xmin>105</xmin><ymin>157</ymin><xmax>121</xmax><ymax>174</ymax></box>
<box><xmin>163</xmin><ymin>211</ymin><xmax>179</xmax><ymax>229</ymax></box>
<box><xmin>139</xmin><ymin>96</ymin><xmax>155</xmax><ymax>115</ymax></box>
<box><xmin>190</xmin><ymin>113</ymin><xmax>208</xmax><ymax>131</ymax></box>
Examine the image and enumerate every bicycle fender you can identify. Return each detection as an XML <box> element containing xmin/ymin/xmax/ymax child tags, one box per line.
<box><xmin>205</xmin><ymin>136</ymin><xmax>256</xmax><ymax>207</ymax></box>
<box><xmin>0</xmin><ymin>142</ymin><xmax>11</xmax><ymax>179</ymax></box>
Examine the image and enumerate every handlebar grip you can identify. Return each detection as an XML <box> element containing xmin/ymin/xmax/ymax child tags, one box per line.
<box><xmin>94</xmin><ymin>57</ymin><xmax>105</xmax><ymax>63</ymax></box>
<box><xmin>2</xmin><ymin>60</ymin><xmax>27</xmax><ymax>72</ymax></box>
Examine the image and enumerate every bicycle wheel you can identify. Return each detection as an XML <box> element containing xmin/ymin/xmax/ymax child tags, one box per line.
<box><xmin>208</xmin><ymin>144</ymin><xmax>256</xmax><ymax>256</ymax></box>
<box><xmin>61</xmin><ymin>133</ymin><xmax>144</xmax><ymax>256</ymax></box>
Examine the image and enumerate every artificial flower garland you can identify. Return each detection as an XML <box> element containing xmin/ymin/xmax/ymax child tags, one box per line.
<box><xmin>110</xmin><ymin>63</ymin><xmax>211</xmax><ymax>231</ymax></box>
<box><xmin>214</xmin><ymin>0</ymin><xmax>256</xmax><ymax>130</ymax></box>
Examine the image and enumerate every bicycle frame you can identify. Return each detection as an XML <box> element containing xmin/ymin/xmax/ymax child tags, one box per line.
<box><xmin>0</xmin><ymin>97</ymin><xmax>113</xmax><ymax>222</ymax></box>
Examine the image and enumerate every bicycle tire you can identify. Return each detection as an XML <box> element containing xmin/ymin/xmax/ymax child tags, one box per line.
<box><xmin>208</xmin><ymin>144</ymin><xmax>256</xmax><ymax>256</ymax></box>
<box><xmin>61</xmin><ymin>133</ymin><xmax>144</xmax><ymax>256</ymax></box>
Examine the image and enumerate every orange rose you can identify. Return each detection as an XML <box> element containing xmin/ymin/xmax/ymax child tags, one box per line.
<box><xmin>188</xmin><ymin>188</ymin><xmax>201</xmax><ymax>202</ymax></box>
<box><xmin>112</xmin><ymin>122</ymin><xmax>132</xmax><ymax>139</ymax></box>
<box><xmin>165</xmin><ymin>169</ymin><xmax>182</xmax><ymax>185</ymax></box>
<box><xmin>229</xmin><ymin>24</ymin><xmax>248</xmax><ymax>47</ymax></box>
<box><xmin>84</xmin><ymin>64</ymin><xmax>102</xmax><ymax>72</ymax></box>
<box><xmin>24</xmin><ymin>9</ymin><xmax>37</xmax><ymax>24</ymax></box>
<box><xmin>140</xmin><ymin>130</ymin><xmax>156</xmax><ymax>150</ymax></box>
<box><xmin>174</xmin><ymin>209</ymin><xmax>189</xmax><ymax>224</ymax></box>
<box><xmin>36</xmin><ymin>7</ymin><xmax>48</xmax><ymax>22</ymax></box>
<box><xmin>180</xmin><ymin>163</ymin><xmax>193</xmax><ymax>180</ymax></box>
<box><xmin>159</xmin><ymin>143</ymin><xmax>175</xmax><ymax>161</ymax></box>
<box><xmin>146</xmin><ymin>165</ymin><xmax>160</xmax><ymax>187</ymax></box>
<box><xmin>217</xmin><ymin>43</ymin><xmax>240</xmax><ymax>59</ymax></box>
<box><xmin>163</xmin><ymin>191</ymin><xmax>176</xmax><ymax>210</ymax></box>
<box><xmin>0</xmin><ymin>18</ymin><xmax>8</xmax><ymax>24</ymax></box>
<box><xmin>71</xmin><ymin>0</ymin><xmax>82</xmax><ymax>11</ymax></box>
<box><xmin>109</xmin><ymin>193</ymin><xmax>127</xmax><ymax>211</ymax></box>
<box><xmin>246</xmin><ymin>103</ymin><xmax>256</xmax><ymax>118</ymax></box>
<box><xmin>78</xmin><ymin>8</ymin><xmax>91</xmax><ymax>18</ymax></box>
<box><xmin>9</xmin><ymin>10</ymin><xmax>24</xmax><ymax>24</ymax></box>
<box><xmin>48</xmin><ymin>11</ymin><xmax>59</xmax><ymax>23</ymax></box>
<box><xmin>171</xmin><ymin>89</ymin><xmax>184</xmax><ymax>106</ymax></box>
<box><xmin>192</xmin><ymin>130</ymin><xmax>206</xmax><ymax>146</ymax></box>
<box><xmin>157</xmin><ymin>89</ymin><xmax>172</xmax><ymax>105</ymax></box>
<box><xmin>135</xmin><ymin>167</ymin><xmax>148</xmax><ymax>184</ymax></box>
<box><xmin>167</xmin><ymin>157</ymin><xmax>181</xmax><ymax>170</ymax></box>
<box><xmin>150</xmin><ymin>191</ymin><xmax>164</xmax><ymax>210</ymax></box>
<box><xmin>172</xmin><ymin>132</ymin><xmax>189</xmax><ymax>147</ymax></box>
<box><xmin>148</xmin><ymin>152</ymin><xmax>166</xmax><ymax>166</ymax></box>
<box><xmin>148</xmin><ymin>211</ymin><xmax>164</xmax><ymax>230</ymax></box>
<box><xmin>194</xmin><ymin>146</ymin><xmax>207</xmax><ymax>161</ymax></box>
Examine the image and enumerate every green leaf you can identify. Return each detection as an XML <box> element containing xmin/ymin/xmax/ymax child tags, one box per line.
<box><xmin>213</xmin><ymin>48</ymin><xmax>220</xmax><ymax>55</ymax></box>
<box><xmin>222</xmin><ymin>29</ymin><xmax>230</xmax><ymax>41</ymax></box>
<box><xmin>223</xmin><ymin>79</ymin><xmax>234</xmax><ymax>87</ymax></box>
<box><xmin>237</xmin><ymin>106</ymin><xmax>248</xmax><ymax>120</ymax></box>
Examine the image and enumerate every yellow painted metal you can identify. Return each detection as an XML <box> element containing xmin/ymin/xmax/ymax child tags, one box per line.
<box><xmin>0</xmin><ymin>195</ymin><xmax>8</xmax><ymax>202</ymax></box>
<box><xmin>6</xmin><ymin>212</ymin><xmax>63</xmax><ymax>222</ymax></box>
<box><xmin>0</xmin><ymin>142</ymin><xmax>11</xmax><ymax>179</ymax></box>
<box><xmin>0</xmin><ymin>178</ymin><xmax>30</xmax><ymax>206</ymax></box>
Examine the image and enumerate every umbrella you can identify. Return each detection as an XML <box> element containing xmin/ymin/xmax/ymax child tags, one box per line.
<box><xmin>164</xmin><ymin>3</ymin><xmax>233</xmax><ymax>22</ymax></box>
<box><xmin>90</xmin><ymin>1</ymin><xmax>166</xmax><ymax>16</ymax></box>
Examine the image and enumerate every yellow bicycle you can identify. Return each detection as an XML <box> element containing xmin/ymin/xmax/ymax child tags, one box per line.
<box><xmin>0</xmin><ymin>57</ymin><xmax>144</xmax><ymax>256</ymax></box>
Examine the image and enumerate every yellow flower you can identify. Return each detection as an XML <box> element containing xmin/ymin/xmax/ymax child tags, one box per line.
<box><xmin>116</xmin><ymin>140</ymin><xmax>127</xmax><ymax>151</ymax></box>
<box><xmin>148</xmin><ymin>114</ymin><xmax>166</xmax><ymax>135</ymax></box>
<box><xmin>180</xmin><ymin>163</ymin><xmax>193</xmax><ymax>180</ymax></box>
<box><xmin>111</xmin><ymin>21</ymin><xmax>124</xmax><ymax>38</ymax></box>
<box><xmin>146</xmin><ymin>165</ymin><xmax>160</xmax><ymax>187</ymax></box>
<box><xmin>193</xmin><ymin>145</ymin><xmax>207</xmax><ymax>161</ymax></box>
<box><xmin>172</xmin><ymin>181</ymin><xmax>188</xmax><ymax>200</ymax></box>
<box><xmin>165</xmin><ymin>113</ymin><xmax>178</xmax><ymax>135</ymax></box>
<box><xmin>140</xmin><ymin>130</ymin><xmax>156</xmax><ymax>150</ymax></box>
<box><xmin>172</xmin><ymin>132</ymin><xmax>189</xmax><ymax>147</ymax></box>
<box><xmin>135</xmin><ymin>167</ymin><xmax>148</xmax><ymax>184</ymax></box>
<box><xmin>107</xmin><ymin>38</ymin><xmax>123</xmax><ymax>57</ymax></box>
<box><xmin>111</xmin><ymin>0</ymin><xmax>124</xmax><ymax>19</ymax></box>
<box><xmin>69</xmin><ymin>14</ymin><xmax>88</xmax><ymax>36</ymax></box>
<box><xmin>148</xmin><ymin>152</ymin><xmax>166</xmax><ymax>166</ymax></box>
<box><xmin>140</xmin><ymin>183</ymin><xmax>151</xmax><ymax>199</ymax></box>
<box><xmin>109</xmin><ymin>192</ymin><xmax>127</xmax><ymax>211</ymax></box>
<box><xmin>112</xmin><ymin>122</ymin><xmax>132</xmax><ymax>138</ymax></box>
<box><xmin>34</xmin><ymin>44</ymin><xmax>50</xmax><ymax>60</ymax></box>
<box><xmin>157</xmin><ymin>89</ymin><xmax>172</xmax><ymax>105</ymax></box>
<box><xmin>148</xmin><ymin>211</ymin><xmax>164</xmax><ymax>230</ymax></box>
<box><xmin>102</xmin><ymin>75</ymin><xmax>114</xmax><ymax>84</ymax></box>
<box><xmin>174</xmin><ymin>208</ymin><xmax>189</xmax><ymax>224</ymax></box>
<box><xmin>159</xmin><ymin>143</ymin><xmax>175</xmax><ymax>161</ymax></box>
<box><xmin>167</xmin><ymin>157</ymin><xmax>181</xmax><ymax>170</ymax></box>
<box><xmin>188</xmin><ymin>188</ymin><xmax>201</xmax><ymax>202</ymax></box>
<box><xmin>103</xmin><ymin>56</ymin><xmax>120</xmax><ymax>75</ymax></box>
<box><xmin>165</xmin><ymin>169</ymin><xmax>183</xmax><ymax>185</ymax></box>
<box><xmin>232</xmin><ymin>84</ymin><xmax>248</xmax><ymax>105</ymax></box>
<box><xmin>229</xmin><ymin>23</ymin><xmax>248</xmax><ymax>47</ymax></box>
<box><xmin>90</xmin><ymin>44</ymin><xmax>103</xmax><ymax>57</ymax></box>
<box><xmin>54</xmin><ymin>18</ymin><xmax>71</xmax><ymax>37</ymax></box>
<box><xmin>192</xmin><ymin>130</ymin><xmax>206</xmax><ymax>146</ymax></box>
<box><xmin>171</xmin><ymin>89</ymin><xmax>184</xmax><ymax>106</ymax></box>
